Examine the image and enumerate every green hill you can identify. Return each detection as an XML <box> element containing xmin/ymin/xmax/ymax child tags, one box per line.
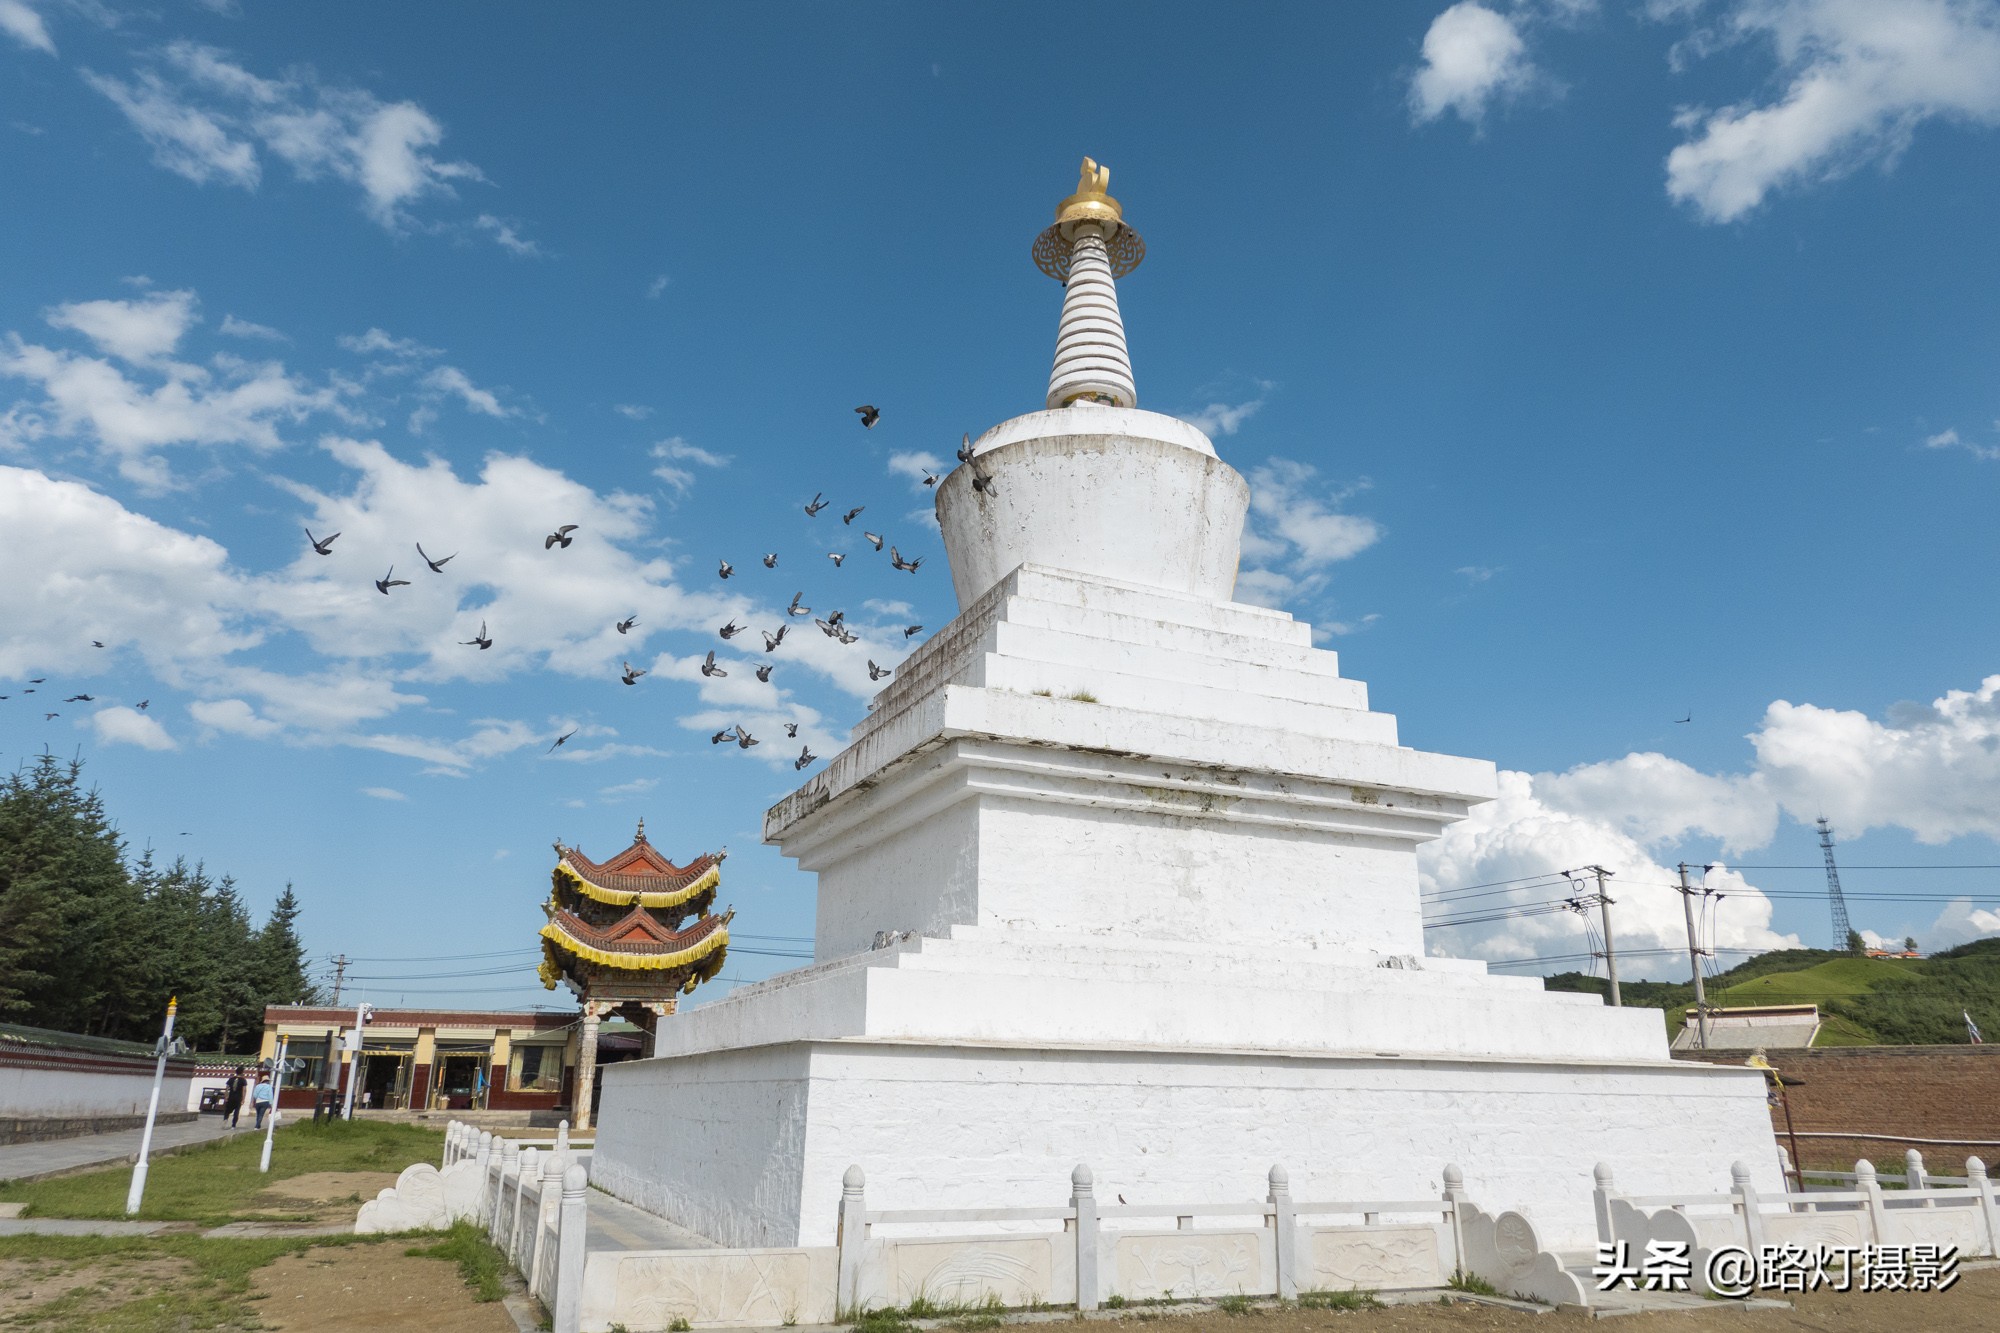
<box><xmin>1543</xmin><ymin>937</ymin><xmax>2000</xmax><ymax>1046</ymax></box>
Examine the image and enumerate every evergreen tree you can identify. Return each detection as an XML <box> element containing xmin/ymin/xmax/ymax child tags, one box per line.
<box><xmin>253</xmin><ymin>884</ymin><xmax>320</xmax><ymax>1009</ymax></box>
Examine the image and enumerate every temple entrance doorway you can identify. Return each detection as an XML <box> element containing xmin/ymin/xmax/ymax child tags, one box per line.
<box><xmin>433</xmin><ymin>1052</ymin><xmax>489</xmax><ymax>1110</ymax></box>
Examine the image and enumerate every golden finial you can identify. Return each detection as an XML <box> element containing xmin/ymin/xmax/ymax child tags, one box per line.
<box><xmin>1032</xmin><ymin>156</ymin><xmax>1145</xmax><ymax>282</ymax></box>
<box><xmin>635</xmin><ymin>817</ymin><xmax>647</xmax><ymax>843</ymax></box>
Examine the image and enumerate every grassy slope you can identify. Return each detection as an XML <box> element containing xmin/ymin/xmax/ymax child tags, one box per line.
<box><xmin>1543</xmin><ymin>938</ymin><xmax>2000</xmax><ymax>1046</ymax></box>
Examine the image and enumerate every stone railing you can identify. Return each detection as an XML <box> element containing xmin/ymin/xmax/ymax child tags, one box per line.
<box><xmin>1593</xmin><ymin>1153</ymin><xmax>2000</xmax><ymax>1295</ymax></box>
<box><xmin>573</xmin><ymin>1162</ymin><xmax>1581</xmax><ymax>1330</ymax></box>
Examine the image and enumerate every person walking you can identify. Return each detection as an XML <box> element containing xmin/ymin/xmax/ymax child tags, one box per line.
<box><xmin>221</xmin><ymin>1065</ymin><xmax>248</xmax><ymax>1129</ymax></box>
<box><xmin>250</xmin><ymin>1071</ymin><xmax>275</xmax><ymax>1129</ymax></box>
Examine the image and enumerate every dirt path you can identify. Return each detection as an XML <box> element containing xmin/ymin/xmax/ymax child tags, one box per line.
<box><xmin>250</xmin><ymin>1243</ymin><xmax>518</xmax><ymax>1331</ymax></box>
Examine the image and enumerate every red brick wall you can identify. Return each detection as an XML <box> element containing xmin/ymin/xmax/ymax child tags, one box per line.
<box><xmin>1679</xmin><ymin>1046</ymin><xmax>2000</xmax><ymax>1168</ymax></box>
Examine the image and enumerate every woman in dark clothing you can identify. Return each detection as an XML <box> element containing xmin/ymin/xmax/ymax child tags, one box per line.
<box><xmin>222</xmin><ymin>1065</ymin><xmax>248</xmax><ymax>1128</ymax></box>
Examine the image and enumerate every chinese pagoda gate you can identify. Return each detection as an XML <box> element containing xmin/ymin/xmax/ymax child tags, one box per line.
<box><xmin>539</xmin><ymin>820</ymin><xmax>730</xmax><ymax>1127</ymax></box>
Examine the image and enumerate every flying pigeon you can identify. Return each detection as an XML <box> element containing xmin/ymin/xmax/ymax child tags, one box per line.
<box><xmin>711</xmin><ymin>728</ymin><xmax>733</xmax><ymax>745</ymax></box>
<box><xmin>922</xmin><ymin>469</ymin><xmax>938</xmax><ymax>488</ymax></box>
<box><xmin>842</xmin><ymin>506</ymin><xmax>864</xmax><ymax>525</ymax></box>
<box><xmin>64</xmin><ymin>694</ymin><xmax>94</xmax><ymax>702</ymax></box>
<box><xmin>735</xmin><ymin>726</ymin><xmax>759</xmax><ymax>749</ymax></box>
<box><xmin>718</xmin><ymin>559</ymin><xmax>734</xmax><ymax>579</ymax></box>
<box><xmin>804</xmin><ymin>492</ymin><xmax>829</xmax><ymax>517</ymax></box>
<box><xmin>306</xmin><ymin>527</ymin><xmax>340</xmax><ymax>556</ymax></box>
<box><xmin>855</xmin><ymin>405</ymin><xmax>880</xmax><ymax>428</ymax></box>
<box><xmin>755</xmin><ymin>664</ymin><xmax>773</xmax><ymax>683</ymax></box>
<box><xmin>972</xmin><ymin>471</ymin><xmax>997</xmax><ymax>496</ymax></box>
<box><xmin>462</xmin><ymin>621</ymin><xmax>493</xmax><ymax>649</ymax></box>
<box><xmin>815</xmin><ymin>618</ymin><xmax>841</xmax><ymax>639</ymax></box>
<box><xmin>762</xmin><ymin>553</ymin><xmax>778</xmax><ymax>568</ymax></box>
<box><xmin>867</xmin><ymin>661</ymin><xmax>891</xmax><ymax>682</ymax></box>
<box><xmin>863</xmin><ymin>531</ymin><xmax>884</xmax><ymax>551</ymax></box>
<box><xmin>700</xmin><ymin>651</ymin><xmax>727</xmax><ymax>678</ymax></box>
<box><xmin>763</xmin><ymin>625</ymin><xmax>788</xmax><ymax>652</ymax></box>
<box><xmin>784</xmin><ymin>722</ymin><xmax>799</xmax><ymax>738</ymax></box>
<box><xmin>616</xmin><ymin>615</ymin><xmax>638</xmax><ymax>634</ymax></box>
<box><xmin>91</xmin><ymin>640</ymin><xmax>105</xmax><ymax>648</ymax></box>
<box><xmin>417</xmin><ymin>543</ymin><xmax>455</xmax><ymax>572</ymax></box>
<box><xmin>786</xmin><ymin>592</ymin><xmax>810</xmax><ymax>617</ymax></box>
<box><xmin>827</xmin><ymin>609</ymin><xmax>846</xmax><ymax>626</ymax></box>
<box><xmin>719</xmin><ymin>620</ymin><xmax>745</xmax><ymax>640</ymax></box>
<box><xmin>620</xmin><ymin>661</ymin><xmax>647</xmax><ymax>685</ymax></box>
<box><xmin>795</xmin><ymin>745</ymin><xmax>816</xmax><ymax>770</ymax></box>
<box><xmin>548</xmin><ymin>729</ymin><xmax>577</xmax><ymax>753</ymax></box>
<box><xmin>903</xmin><ymin>625</ymin><xmax>923</xmax><ymax>638</ymax></box>
<box><xmin>44</xmin><ymin>712</ymin><xmax>58</xmax><ymax>720</ymax></box>
<box><xmin>375</xmin><ymin>567</ymin><xmax>410</xmax><ymax>594</ymax></box>
<box><xmin>956</xmin><ymin>433</ymin><xmax>974</xmax><ymax>464</ymax></box>
<box><xmin>136</xmin><ymin>700</ymin><xmax>149</xmax><ymax>710</ymax></box>
<box><xmin>828</xmin><ymin>552</ymin><xmax>845</xmax><ymax>567</ymax></box>
<box><xmin>545</xmin><ymin>525</ymin><xmax>579</xmax><ymax>549</ymax></box>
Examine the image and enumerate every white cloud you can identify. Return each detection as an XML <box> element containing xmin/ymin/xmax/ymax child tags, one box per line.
<box><xmin>46</xmin><ymin>289</ymin><xmax>198</xmax><ymax>363</ymax></box>
<box><xmin>1927</xmin><ymin>898</ymin><xmax>2000</xmax><ymax>950</ymax></box>
<box><xmin>91</xmin><ymin>706</ymin><xmax>177</xmax><ymax>751</ymax></box>
<box><xmin>1456</xmin><ymin>565</ymin><xmax>1501</xmax><ymax>583</ymax></box>
<box><xmin>598</xmin><ymin>777</ymin><xmax>658</xmax><ymax>800</ymax></box>
<box><xmin>651</xmin><ymin>437</ymin><xmax>730</xmax><ymax>492</ymax></box>
<box><xmin>1664</xmin><ymin>0</ymin><xmax>2000</xmax><ymax>222</ymax></box>
<box><xmin>86</xmin><ymin>41</ymin><xmax>487</xmax><ymax>230</ymax></box>
<box><xmin>219</xmin><ymin>314</ymin><xmax>286</xmax><ymax>342</ymax></box>
<box><xmin>1536</xmin><ymin>752</ymin><xmax>1778</xmax><ymax>854</ymax></box>
<box><xmin>0</xmin><ymin>0</ymin><xmax>56</xmax><ymax>55</ymax></box>
<box><xmin>475</xmin><ymin>214</ymin><xmax>540</xmax><ymax>257</ymax></box>
<box><xmin>613</xmin><ymin>403</ymin><xmax>653</xmax><ymax>420</ymax></box>
<box><xmin>645</xmin><ymin>274</ymin><xmax>669</xmax><ymax>300</ymax></box>
<box><xmin>338</xmin><ymin>327</ymin><xmax>436</xmax><ymax>361</ymax></box>
<box><xmin>1180</xmin><ymin>398</ymin><xmax>1263</xmax><ymax>437</ymax></box>
<box><xmin>1235</xmin><ymin>459</ymin><xmax>1382</xmax><ymax>609</ymax></box>
<box><xmin>1410</xmin><ymin>2</ymin><xmax>1537</xmax><ymax>125</ymax></box>
<box><xmin>1924</xmin><ymin>427</ymin><xmax>2000</xmax><ymax>461</ymax></box>
<box><xmin>1421</xmin><ymin>770</ymin><xmax>1799</xmax><ymax>977</ymax></box>
<box><xmin>421</xmin><ymin>365</ymin><xmax>510</xmax><ymax>418</ymax></box>
<box><xmin>360</xmin><ymin>786</ymin><xmax>406</xmax><ymax>801</ymax></box>
<box><xmin>189</xmin><ymin>697</ymin><xmax>281</xmax><ymax>738</ymax></box>
<box><xmin>887</xmin><ymin>451</ymin><xmax>944</xmax><ymax>490</ymax></box>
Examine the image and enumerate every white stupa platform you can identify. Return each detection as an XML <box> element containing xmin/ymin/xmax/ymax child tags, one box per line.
<box><xmin>590</xmin><ymin>163</ymin><xmax>1779</xmax><ymax>1254</ymax></box>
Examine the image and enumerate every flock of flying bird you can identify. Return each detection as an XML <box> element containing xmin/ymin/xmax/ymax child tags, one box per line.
<box><xmin>8</xmin><ymin>407</ymin><xmax>963</xmax><ymax>776</ymax></box>
<box><xmin>295</xmin><ymin>405</ymin><xmax>941</xmax><ymax>774</ymax></box>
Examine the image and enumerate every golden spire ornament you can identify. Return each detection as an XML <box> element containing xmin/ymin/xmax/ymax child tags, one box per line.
<box><xmin>1035</xmin><ymin>157</ymin><xmax>1143</xmax><ymax>409</ymax></box>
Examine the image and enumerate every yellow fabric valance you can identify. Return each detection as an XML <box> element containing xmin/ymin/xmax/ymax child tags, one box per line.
<box><xmin>537</xmin><ymin>919</ymin><xmax>729</xmax><ymax>974</ymax></box>
<box><xmin>552</xmin><ymin>860</ymin><xmax>719</xmax><ymax>910</ymax></box>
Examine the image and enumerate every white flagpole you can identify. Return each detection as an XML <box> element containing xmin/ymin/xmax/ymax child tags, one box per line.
<box><xmin>125</xmin><ymin>996</ymin><xmax>179</xmax><ymax>1215</ymax></box>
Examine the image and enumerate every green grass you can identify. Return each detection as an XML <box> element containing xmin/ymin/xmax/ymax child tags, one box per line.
<box><xmin>1446</xmin><ymin>1270</ymin><xmax>1501</xmax><ymax>1296</ymax></box>
<box><xmin>1296</xmin><ymin>1289</ymin><xmax>1381</xmax><ymax>1311</ymax></box>
<box><xmin>0</xmin><ymin>1117</ymin><xmax>443</xmax><ymax>1224</ymax></box>
<box><xmin>405</xmin><ymin>1221</ymin><xmax>508</xmax><ymax>1302</ymax></box>
<box><xmin>1214</xmin><ymin>1293</ymin><xmax>1256</xmax><ymax>1315</ymax></box>
<box><xmin>0</xmin><ymin>1229</ymin><xmax>488</xmax><ymax>1331</ymax></box>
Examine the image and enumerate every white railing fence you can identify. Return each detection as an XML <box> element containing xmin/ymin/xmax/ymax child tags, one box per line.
<box><xmin>1594</xmin><ymin>1152</ymin><xmax>2000</xmax><ymax>1295</ymax></box>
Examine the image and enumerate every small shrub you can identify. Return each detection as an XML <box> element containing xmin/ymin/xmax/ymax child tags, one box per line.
<box><xmin>1103</xmin><ymin>1294</ymin><xmax>1128</xmax><ymax>1308</ymax></box>
<box><xmin>1297</xmin><ymin>1289</ymin><xmax>1379</xmax><ymax>1311</ymax></box>
<box><xmin>1446</xmin><ymin>1271</ymin><xmax>1501</xmax><ymax>1297</ymax></box>
<box><xmin>1215</xmin><ymin>1293</ymin><xmax>1255</xmax><ymax>1315</ymax></box>
<box><xmin>1067</xmin><ymin>690</ymin><xmax>1098</xmax><ymax>703</ymax></box>
<box><xmin>668</xmin><ymin>1320</ymin><xmax>692</xmax><ymax>1332</ymax></box>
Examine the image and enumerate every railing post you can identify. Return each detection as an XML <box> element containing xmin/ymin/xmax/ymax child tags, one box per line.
<box><xmin>473</xmin><ymin>1131</ymin><xmax>494</xmax><ymax>1215</ymax></box>
<box><xmin>553</xmin><ymin>1163</ymin><xmax>588</xmax><ymax>1333</ymax></box>
<box><xmin>1441</xmin><ymin>1164</ymin><xmax>1468</xmax><ymax>1277</ymax></box>
<box><xmin>1591</xmin><ymin>1163</ymin><xmax>1617</xmax><ymax>1248</ymax></box>
<box><xmin>1969</xmin><ymin>1158</ymin><xmax>2000</xmax><ymax>1259</ymax></box>
<box><xmin>836</xmin><ymin>1166</ymin><xmax>866</xmax><ymax>1315</ymax></box>
<box><xmin>531</xmin><ymin>1150</ymin><xmax>565</xmax><ymax>1297</ymax></box>
<box><xmin>1905</xmin><ymin>1149</ymin><xmax>1933</xmax><ymax>1206</ymax></box>
<box><xmin>443</xmin><ymin>1121</ymin><xmax>456</xmax><ymax>1165</ymax></box>
<box><xmin>557</xmin><ymin>1118</ymin><xmax>571</xmax><ymax>1155</ymax></box>
<box><xmin>1855</xmin><ymin>1160</ymin><xmax>1885</xmax><ymax>1245</ymax></box>
<box><xmin>493</xmin><ymin>1140</ymin><xmax>520</xmax><ymax>1238</ymax></box>
<box><xmin>1731</xmin><ymin>1161</ymin><xmax>1765</xmax><ymax>1256</ymax></box>
<box><xmin>513</xmin><ymin>1146</ymin><xmax>538</xmax><ymax>1265</ymax></box>
<box><xmin>1268</xmin><ymin>1165</ymin><xmax>1296</xmax><ymax>1300</ymax></box>
<box><xmin>1072</xmin><ymin>1163</ymin><xmax>1099</xmax><ymax>1312</ymax></box>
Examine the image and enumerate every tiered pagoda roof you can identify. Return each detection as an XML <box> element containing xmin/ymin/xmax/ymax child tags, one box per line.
<box><xmin>539</xmin><ymin>820</ymin><xmax>730</xmax><ymax>997</ymax></box>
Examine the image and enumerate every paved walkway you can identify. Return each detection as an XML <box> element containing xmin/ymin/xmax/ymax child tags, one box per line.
<box><xmin>0</xmin><ymin>1115</ymin><xmax>237</xmax><ymax>1183</ymax></box>
<box><xmin>585</xmin><ymin>1187</ymin><xmax>719</xmax><ymax>1253</ymax></box>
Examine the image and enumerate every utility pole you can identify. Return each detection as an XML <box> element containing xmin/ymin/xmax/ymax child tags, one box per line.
<box><xmin>1592</xmin><ymin>865</ymin><xmax>1621</xmax><ymax>1007</ymax></box>
<box><xmin>340</xmin><ymin>1002</ymin><xmax>373</xmax><ymax>1120</ymax></box>
<box><xmin>330</xmin><ymin>954</ymin><xmax>350</xmax><ymax>1005</ymax></box>
<box><xmin>1678</xmin><ymin>863</ymin><xmax>1709</xmax><ymax>1050</ymax></box>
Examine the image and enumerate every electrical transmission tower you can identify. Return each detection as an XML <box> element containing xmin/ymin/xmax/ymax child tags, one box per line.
<box><xmin>1816</xmin><ymin>817</ymin><xmax>1854</xmax><ymax>950</ymax></box>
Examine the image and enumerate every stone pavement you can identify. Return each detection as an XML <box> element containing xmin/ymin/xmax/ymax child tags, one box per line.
<box><xmin>584</xmin><ymin>1186</ymin><xmax>718</xmax><ymax>1253</ymax></box>
<box><xmin>0</xmin><ymin>1113</ymin><xmax>237</xmax><ymax>1183</ymax></box>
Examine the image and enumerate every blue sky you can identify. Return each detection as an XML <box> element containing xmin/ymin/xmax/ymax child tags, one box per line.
<box><xmin>5</xmin><ymin>1</ymin><xmax>2000</xmax><ymax>1007</ymax></box>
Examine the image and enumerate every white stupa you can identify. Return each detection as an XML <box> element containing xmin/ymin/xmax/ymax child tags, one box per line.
<box><xmin>591</xmin><ymin>160</ymin><xmax>1780</xmax><ymax>1252</ymax></box>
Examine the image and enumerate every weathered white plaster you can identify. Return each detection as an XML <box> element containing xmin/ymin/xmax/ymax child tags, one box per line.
<box><xmin>1306</xmin><ymin>1225</ymin><xmax>1446</xmax><ymax>1291</ymax></box>
<box><xmin>0</xmin><ymin>1057</ymin><xmax>191</xmax><ymax>1120</ymax></box>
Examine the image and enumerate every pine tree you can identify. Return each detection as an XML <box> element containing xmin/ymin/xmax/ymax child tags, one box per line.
<box><xmin>254</xmin><ymin>884</ymin><xmax>319</xmax><ymax>1009</ymax></box>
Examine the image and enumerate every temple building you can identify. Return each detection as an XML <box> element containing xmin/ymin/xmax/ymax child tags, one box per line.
<box><xmin>539</xmin><ymin>820</ymin><xmax>731</xmax><ymax>1126</ymax></box>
